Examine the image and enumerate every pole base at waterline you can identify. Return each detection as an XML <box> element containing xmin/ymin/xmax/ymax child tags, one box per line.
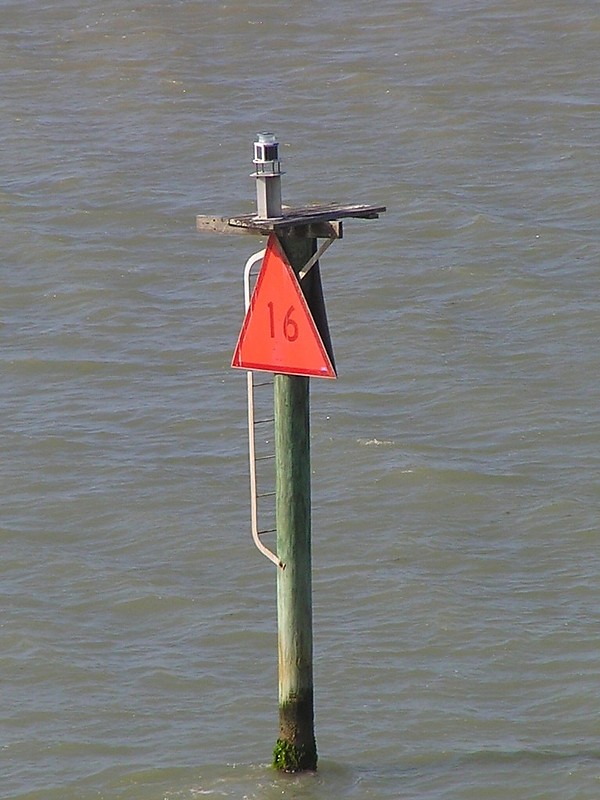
<box><xmin>272</xmin><ymin>738</ymin><xmax>318</xmax><ymax>773</ymax></box>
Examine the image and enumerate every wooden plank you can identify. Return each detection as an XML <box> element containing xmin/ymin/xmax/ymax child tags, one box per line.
<box><xmin>287</xmin><ymin>220</ymin><xmax>343</xmax><ymax>240</ymax></box>
<box><xmin>196</xmin><ymin>214</ymin><xmax>344</xmax><ymax>239</ymax></box>
<box><xmin>228</xmin><ymin>203</ymin><xmax>386</xmax><ymax>231</ymax></box>
<box><xmin>196</xmin><ymin>215</ymin><xmax>265</xmax><ymax>235</ymax></box>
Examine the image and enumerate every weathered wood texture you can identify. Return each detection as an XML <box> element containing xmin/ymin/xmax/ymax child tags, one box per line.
<box><xmin>229</xmin><ymin>202</ymin><xmax>385</xmax><ymax>230</ymax></box>
<box><xmin>196</xmin><ymin>202</ymin><xmax>384</xmax><ymax>237</ymax></box>
<box><xmin>274</xmin><ymin>372</ymin><xmax>316</xmax><ymax>770</ymax></box>
<box><xmin>273</xmin><ymin>232</ymin><xmax>320</xmax><ymax>771</ymax></box>
<box><xmin>196</xmin><ymin>214</ymin><xmax>344</xmax><ymax>240</ymax></box>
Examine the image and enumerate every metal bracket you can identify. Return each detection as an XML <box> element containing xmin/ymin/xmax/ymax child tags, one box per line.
<box><xmin>298</xmin><ymin>236</ymin><xmax>337</xmax><ymax>280</ymax></box>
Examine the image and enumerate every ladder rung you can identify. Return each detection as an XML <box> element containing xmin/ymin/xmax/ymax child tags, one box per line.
<box><xmin>254</xmin><ymin>418</ymin><xmax>274</xmax><ymax>425</ymax></box>
<box><xmin>256</xmin><ymin>454</ymin><xmax>275</xmax><ymax>461</ymax></box>
<box><xmin>254</xmin><ymin>380</ymin><xmax>273</xmax><ymax>387</ymax></box>
<box><xmin>258</xmin><ymin>528</ymin><xmax>277</xmax><ymax>536</ymax></box>
<box><xmin>258</xmin><ymin>491</ymin><xmax>276</xmax><ymax>498</ymax></box>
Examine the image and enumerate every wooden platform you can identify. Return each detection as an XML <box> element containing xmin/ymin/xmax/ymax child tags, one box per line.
<box><xmin>196</xmin><ymin>202</ymin><xmax>385</xmax><ymax>238</ymax></box>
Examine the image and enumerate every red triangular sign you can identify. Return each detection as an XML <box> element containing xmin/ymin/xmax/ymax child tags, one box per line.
<box><xmin>232</xmin><ymin>234</ymin><xmax>336</xmax><ymax>379</ymax></box>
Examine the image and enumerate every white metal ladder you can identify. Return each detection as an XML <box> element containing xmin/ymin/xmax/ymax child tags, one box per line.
<box><xmin>243</xmin><ymin>249</ymin><xmax>283</xmax><ymax>569</ymax></box>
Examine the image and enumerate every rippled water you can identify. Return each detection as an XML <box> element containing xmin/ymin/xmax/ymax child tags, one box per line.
<box><xmin>2</xmin><ymin>1</ymin><xmax>600</xmax><ymax>798</ymax></box>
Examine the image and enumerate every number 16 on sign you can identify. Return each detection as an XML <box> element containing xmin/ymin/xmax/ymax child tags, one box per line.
<box><xmin>268</xmin><ymin>303</ymin><xmax>299</xmax><ymax>343</ymax></box>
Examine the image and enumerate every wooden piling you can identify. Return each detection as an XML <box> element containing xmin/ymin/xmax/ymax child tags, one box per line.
<box><xmin>271</xmin><ymin>231</ymin><xmax>321</xmax><ymax>772</ymax></box>
<box><xmin>273</xmin><ymin>371</ymin><xmax>315</xmax><ymax>771</ymax></box>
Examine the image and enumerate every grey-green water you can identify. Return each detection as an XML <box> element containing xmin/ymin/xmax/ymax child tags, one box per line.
<box><xmin>2</xmin><ymin>1</ymin><xmax>600</xmax><ymax>797</ymax></box>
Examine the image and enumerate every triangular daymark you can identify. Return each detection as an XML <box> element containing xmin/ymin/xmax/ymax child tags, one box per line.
<box><xmin>232</xmin><ymin>233</ymin><xmax>336</xmax><ymax>379</ymax></box>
